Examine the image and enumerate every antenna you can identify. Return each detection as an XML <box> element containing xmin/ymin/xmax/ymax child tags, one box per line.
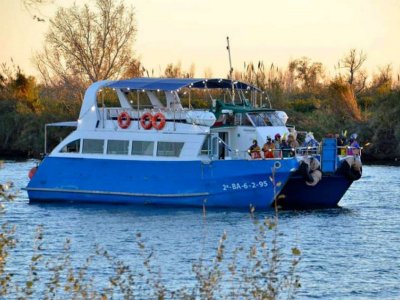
<box><xmin>226</xmin><ymin>36</ymin><xmax>235</xmax><ymax>103</ymax></box>
<box><xmin>226</xmin><ymin>36</ymin><xmax>233</xmax><ymax>79</ymax></box>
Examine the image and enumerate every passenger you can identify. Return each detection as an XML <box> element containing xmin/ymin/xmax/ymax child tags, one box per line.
<box><xmin>282</xmin><ymin>133</ymin><xmax>299</xmax><ymax>157</ymax></box>
<box><xmin>347</xmin><ymin>134</ymin><xmax>360</xmax><ymax>156</ymax></box>
<box><xmin>302</xmin><ymin>132</ymin><xmax>319</xmax><ymax>148</ymax></box>
<box><xmin>262</xmin><ymin>136</ymin><xmax>275</xmax><ymax>159</ymax></box>
<box><xmin>274</xmin><ymin>133</ymin><xmax>282</xmax><ymax>158</ymax></box>
<box><xmin>287</xmin><ymin>133</ymin><xmax>299</xmax><ymax>148</ymax></box>
<box><xmin>248</xmin><ymin>139</ymin><xmax>262</xmax><ymax>159</ymax></box>
<box><xmin>281</xmin><ymin>135</ymin><xmax>293</xmax><ymax>158</ymax></box>
<box><xmin>336</xmin><ymin>133</ymin><xmax>346</xmax><ymax>155</ymax></box>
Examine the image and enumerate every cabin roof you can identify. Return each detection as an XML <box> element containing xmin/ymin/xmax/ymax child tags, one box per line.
<box><xmin>107</xmin><ymin>77</ymin><xmax>261</xmax><ymax>92</ymax></box>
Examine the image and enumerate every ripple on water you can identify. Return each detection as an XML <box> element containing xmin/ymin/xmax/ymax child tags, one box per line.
<box><xmin>1</xmin><ymin>163</ymin><xmax>400</xmax><ymax>298</ymax></box>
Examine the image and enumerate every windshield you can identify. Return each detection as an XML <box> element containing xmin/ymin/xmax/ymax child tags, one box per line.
<box><xmin>247</xmin><ymin>112</ymin><xmax>285</xmax><ymax>127</ymax></box>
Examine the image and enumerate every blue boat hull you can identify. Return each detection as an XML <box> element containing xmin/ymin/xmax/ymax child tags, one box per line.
<box><xmin>277</xmin><ymin>174</ymin><xmax>352</xmax><ymax>209</ymax></box>
<box><xmin>27</xmin><ymin>157</ymin><xmax>298</xmax><ymax>210</ymax></box>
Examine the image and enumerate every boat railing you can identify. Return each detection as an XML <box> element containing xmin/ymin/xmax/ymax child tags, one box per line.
<box><xmin>230</xmin><ymin>149</ymin><xmax>295</xmax><ymax>160</ymax></box>
<box><xmin>216</xmin><ymin>145</ymin><xmax>361</xmax><ymax>161</ymax></box>
<box><xmin>294</xmin><ymin>146</ymin><xmax>319</xmax><ymax>156</ymax></box>
<box><xmin>293</xmin><ymin>145</ymin><xmax>362</xmax><ymax>158</ymax></box>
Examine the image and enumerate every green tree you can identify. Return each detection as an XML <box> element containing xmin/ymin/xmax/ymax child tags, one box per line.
<box><xmin>288</xmin><ymin>57</ymin><xmax>324</xmax><ymax>93</ymax></box>
<box><xmin>366</xmin><ymin>89</ymin><xmax>400</xmax><ymax>160</ymax></box>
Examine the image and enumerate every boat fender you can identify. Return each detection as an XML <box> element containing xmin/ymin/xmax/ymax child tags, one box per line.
<box><xmin>152</xmin><ymin>112</ymin><xmax>166</xmax><ymax>130</ymax></box>
<box><xmin>140</xmin><ymin>112</ymin><xmax>153</xmax><ymax>130</ymax></box>
<box><xmin>305</xmin><ymin>169</ymin><xmax>322</xmax><ymax>186</ymax></box>
<box><xmin>299</xmin><ymin>160</ymin><xmax>313</xmax><ymax>182</ymax></box>
<box><xmin>117</xmin><ymin>111</ymin><xmax>131</xmax><ymax>129</ymax></box>
<box><xmin>338</xmin><ymin>156</ymin><xmax>362</xmax><ymax>181</ymax></box>
<box><xmin>28</xmin><ymin>166</ymin><xmax>38</xmax><ymax>179</ymax></box>
<box><xmin>299</xmin><ymin>158</ymin><xmax>322</xmax><ymax>186</ymax></box>
<box><xmin>306</xmin><ymin>157</ymin><xmax>322</xmax><ymax>186</ymax></box>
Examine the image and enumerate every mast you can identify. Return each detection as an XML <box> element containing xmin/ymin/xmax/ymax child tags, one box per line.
<box><xmin>226</xmin><ymin>36</ymin><xmax>235</xmax><ymax>103</ymax></box>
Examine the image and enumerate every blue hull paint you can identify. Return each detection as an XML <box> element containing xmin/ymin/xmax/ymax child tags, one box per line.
<box><xmin>27</xmin><ymin>157</ymin><xmax>298</xmax><ymax>209</ymax></box>
<box><xmin>277</xmin><ymin>174</ymin><xmax>352</xmax><ymax>209</ymax></box>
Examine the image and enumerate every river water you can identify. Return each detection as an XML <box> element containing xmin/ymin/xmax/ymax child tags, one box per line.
<box><xmin>1</xmin><ymin>160</ymin><xmax>400</xmax><ymax>299</ymax></box>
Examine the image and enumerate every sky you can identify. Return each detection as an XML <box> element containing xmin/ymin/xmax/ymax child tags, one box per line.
<box><xmin>1</xmin><ymin>0</ymin><xmax>400</xmax><ymax>79</ymax></box>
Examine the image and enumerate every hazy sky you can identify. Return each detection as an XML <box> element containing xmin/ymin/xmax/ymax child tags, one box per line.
<box><xmin>1</xmin><ymin>0</ymin><xmax>400</xmax><ymax>79</ymax></box>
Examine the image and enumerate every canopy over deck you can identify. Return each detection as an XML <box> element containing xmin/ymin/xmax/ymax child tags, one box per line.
<box><xmin>107</xmin><ymin>78</ymin><xmax>261</xmax><ymax>92</ymax></box>
<box><xmin>46</xmin><ymin>121</ymin><xmax>78</xmax><ymax>127</ymax></box>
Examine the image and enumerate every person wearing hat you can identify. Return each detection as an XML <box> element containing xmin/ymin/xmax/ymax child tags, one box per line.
<box><xmin>274</xmin><ymin>133</ymin><xmax>282</xmax><ymax>158</ymax></box>
<box><xmin>262</xmin><ymin>136</ymin><xmax>275</xmax><ymax>159</ymax></box>
<box><xmin>248</xmin><ymin>139</ymin><xmax>262</xmax><ymax>159</ymax></box>
<box><xmin>347</xmin><ymin>134</ymin><xmax>360</xmax><ymax>156</ymax></box>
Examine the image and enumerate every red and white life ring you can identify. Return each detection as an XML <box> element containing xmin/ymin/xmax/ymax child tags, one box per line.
<box><xmin>140</xmin><ymin>112</ymin><xmax>153</xmax><ymax>130</ymax></box>
<box><xmin>28</xmin><ymin>166</ymin><xmax>37</xmax><ymax>179</ymax></box>
<box><xmin>152</xmin><ymin>112</ymin><xmax>166</xmax><ymax>130</ymax></box>
<box><xmin>117</xmin><ymin>111</ymin><xmax>131</xmax><ymax>129</ymax></box>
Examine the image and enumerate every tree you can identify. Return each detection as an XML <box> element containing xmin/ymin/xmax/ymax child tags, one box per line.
<box><xmin>366</xmin><ymin>89</ymin><xmax>400</xmax><ymax>160</ymax></box>
<box><xmin>22</xmin><ymin>0</ymin><xmax>51</xmax><ymax>22</ymax></box>
<box><xmin>288</xmin><ymin>57</ymin><xmax>324</xmax><ymax>92</ymax></box>
<box><xmin>372</xmin><ymin>64</ymin><xmax>393</xmax><ymax>91</ymax></box>
<box><xmin>35</xmin><ymin>0</ymin><xmax>137</xmax><ymax>91</ymax></box>
<box><xmin>340</xmin><ymin>49</ymin><xmax>367</xmax><ymax>94</ymax></box>
<box><xmin>163</xmin><ymin>62</ymin><xmax>195</xmax><ymax>78</ymax></box>
<box><xmin>122</xmin><ymin>58</ymin><xmax>145</xmax><ymax>79</ymax></box>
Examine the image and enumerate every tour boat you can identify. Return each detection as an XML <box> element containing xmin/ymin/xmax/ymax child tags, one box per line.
<box><xmin>26</xmin><ymin>78</ymin><xmax>299</xmax><ymax>209</ymax></box>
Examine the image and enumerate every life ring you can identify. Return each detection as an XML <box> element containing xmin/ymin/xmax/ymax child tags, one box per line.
<box><xmin>152</xmin><ymin>112</ymin><xmax>166</xmax><ymax>130</ymax></box>
<box><xmin>28</xmin><ymin>166</ymin><xmax>37</xmax><ymax>179</ymax></box>
<box><xmin>117</xmin><ymin>111</ymin><xmax>131</xmax><ymax>129</ymax></box>
<box><xmin>140</xmin><ymin>112</ymin><xmax>153</xmax><ymax>130</ymax></box>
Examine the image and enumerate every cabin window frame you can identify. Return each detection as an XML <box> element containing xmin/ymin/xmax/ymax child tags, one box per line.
<box><xmin>200</xmin><ymin>135</ymin><xmax>211</xmax><ymax>156</ymax></box>
<box><xmin>106</xmin><ymin>139</ymin><xmax>130</xmax><ymax>155</ymax></box>
<box><xmin>60</xmin><ymin>139</ymin><xmax>81</xmax><ymax>154</ymax></box>
<box><xmin>131</xmin><ymin>141</ymin><xmax>155</xmax><ymax>156</ymax></box>
<box><xmin>82</xmin><ymin>139</ymin><xmax>105</xmax><ymax>154</ymax></box>
<box><xmin>156</xmin><ymin>141</ymin><xmax>184</xmax><ymax>157</ymax></box>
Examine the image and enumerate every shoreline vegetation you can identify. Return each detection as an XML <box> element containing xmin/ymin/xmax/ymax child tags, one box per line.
<box><xmin>1</xmin><ymin>0</ymin><xmax>399</xmax><ymax>162</ymax></box>
<box><xmin>1</xmin><ymin>61</ymin><xmax>399</xmax><ymax>164</ymax></box>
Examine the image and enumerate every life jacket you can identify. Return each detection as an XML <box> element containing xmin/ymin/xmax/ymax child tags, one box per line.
<box><xmin>262</xmin><ymin>142</ymin><xmax>275</xmax><ymax>159</ymax></box>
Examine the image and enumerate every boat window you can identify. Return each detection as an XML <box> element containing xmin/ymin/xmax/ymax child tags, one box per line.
<box><xmin>82</xmin><ymin>139</ymin><xmax>104</xmax><ymax>154</ymax></box>
<box><xmin>248</xmin><ymin>113</ymin><xmax>271</xmax><ymax>126</ymax></box>
<box><xmin>234</xmin><ymin>113</ymin><xmax>242</xmax><ymax>125</ymax></box>
<box><xmin>157</xmin><ymin>142</ymin><xmax>184</xmax><ymax>157</ymax></box>
<box><xmin>267</xmin><ymin>112</ymin><xmax>285</xmax><ymax>126</ymax></box>
<box><xmin>201</xmin><ymin>135</ymin><xmax>211</xmax><ymax>156</ymax></box>
<box><xmin>107</xmin><ymin>140</ymin><xmax>129</xmax><ymax>155</ymax></box>
<box><xmin>234</xmin><ymin>113</ymin><xmax>252</xmax><ymax>126</ymax></box>
<box><xmin>132</xmin><ymin>141</ymin><xmax>154</xmax><ymax>156</ymax></box>
<box><xmin>60</xmin><ymin>139</ymin><xmax>80</xmax><ymax>153</ymax></box>
<box><xmin>245</xmin><ymin>112</ymin><xmax>285</xmax><ymax>127</ymax></box>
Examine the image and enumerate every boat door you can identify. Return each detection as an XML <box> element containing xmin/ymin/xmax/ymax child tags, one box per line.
<box><xmin>218</xmin><ymin>132</ymin><xmax>229</xmax><ymax>159</ymax></box>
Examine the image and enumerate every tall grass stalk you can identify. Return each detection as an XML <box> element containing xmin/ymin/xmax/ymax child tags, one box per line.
<box><xmin>1</xmin><ymin>177</ymin><xmax>300</xmax><ymax>299</ymax></box>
